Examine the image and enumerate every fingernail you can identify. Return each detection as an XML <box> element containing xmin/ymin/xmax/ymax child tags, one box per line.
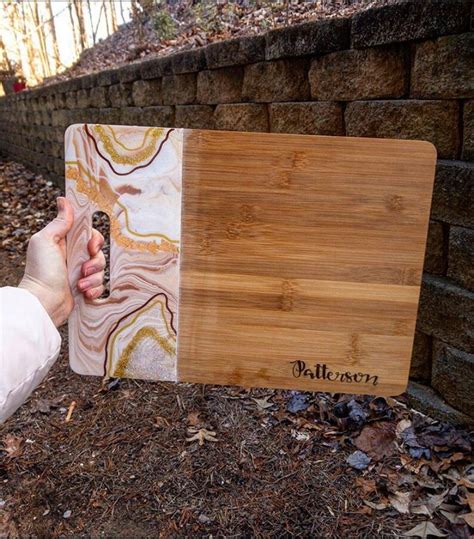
<box><xmin>79</xmin><ymin>279</ymin><xmax>90</xmax><ymax>290</ymax></box>
<box><xmin>85</xmin><ymin>266</ymin><xmax>97</xmax><ymax>277</ymax></box>
<box><xmin>57</xmin><ymin>197</ymin><xmax>64</xmax><ymax>211</ymax></box>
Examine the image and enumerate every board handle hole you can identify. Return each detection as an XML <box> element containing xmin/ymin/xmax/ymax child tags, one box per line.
<box><xmin>92</xmin><ymin>211</ymin><xmax>111</xmax><ymax>298</ymax></box>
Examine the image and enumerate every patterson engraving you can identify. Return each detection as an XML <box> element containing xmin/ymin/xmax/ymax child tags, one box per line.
<box><xmin>290</xmin><ymin>360</ymin><xmax>379</xmax><ymax>386</ymax></box>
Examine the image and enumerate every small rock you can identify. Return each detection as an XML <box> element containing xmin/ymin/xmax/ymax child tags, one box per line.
<box><xmin>198</xmin><ymin>514</ymin><xmax>211</xmax><ymax>524</ymax></box>
<box><xmin>291</xmin><ymin>429</ymin><xmax>310</xmax><ymax>441</ymax></box>
<box><xmin>348</xmin><ymin>399</ymin><xmax>367</xmax><ymax>423</ymax></box>
<box><xmin>286</xmin><ymin>392</ymin><xmax>309</xmax><ymax>413</ymax></box>
<box><xmin>31</xmin><ymin>398</ymin><xmax>52</xmax><ymax>414</ymax></box>
<box><xmin>346</xmin><ymin>450</ymin><xmax>371</xmax><ymax>470</ymax></box>
<box><xmin>63</xmin><ymin>510</ymin><xmax>72</xmax><ymax>519</ymax></box>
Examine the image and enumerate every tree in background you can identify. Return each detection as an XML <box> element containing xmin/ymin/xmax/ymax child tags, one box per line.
<box><xmin>0</xmin><ymin>35</ymin><xmax>12</xmax><ymax>72</ymax></box>
<box><xmin>73</xmin><ymin>0</ymin><xmax>88</xmax><ymax>52</ymax></box>
<box><xmin>67</xmin><ymin>0</ymin><xmax>81</xmax><ymax>59</ymax></box>
<box><xmin>1</xmin><ymin>0</ymin><xmax>129</xmax><ymax>86</ymax></box>
<box><xmin>86</xmin><ymin>0</ymin><xmax>97</xmax><ymax>46</ymax></box>
<box><xmin>45</xmin><ymin>0</ymin><xmax>61</xmax><ymax>72</ymax></box>
<box><xmin>119</xmin><ymin>0</ymin><xmax>128</xmax><ymax>25</ymax></box>
<box><xmin>108</xmin><ymin>0</ymin><xmax>119</xmax><ymax>34</ymax></box>
<box><xmin>17</xmin><ymin>1</ymin><xmax>39</xmax><ymax>82</ymax></box>
<box><xmin>29</xmin><ymin>1</ymin><xmax>51</xmax><ymax>78</ymax></box>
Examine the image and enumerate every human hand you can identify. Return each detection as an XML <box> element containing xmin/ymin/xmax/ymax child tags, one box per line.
<box><xmin>19</xmin><ymin>197</ymin><xmax>106</xmax><ymax>327</ymax></box>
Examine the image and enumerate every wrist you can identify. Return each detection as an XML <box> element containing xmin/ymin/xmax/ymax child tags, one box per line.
<box><xmin>18</xmin><ymin>277</ymin><xmax>69</xmax><ymax>327</ymax></box>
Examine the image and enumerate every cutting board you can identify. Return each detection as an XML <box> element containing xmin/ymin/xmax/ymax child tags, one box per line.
<box><xmin>65</xmin><ymin>124</ymin><xmax>436</xmax><ymax>396</ymax></box>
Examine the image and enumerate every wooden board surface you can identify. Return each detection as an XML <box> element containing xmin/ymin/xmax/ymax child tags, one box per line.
<box><xmin>178</xmin><ymin>131</ymin><xmax>436</xmax><ymax>395</ymax></box>
<box><xmin>66</xmin><ymin>125</ymin><xmax>436</xmax><ymax>396</ymax></box>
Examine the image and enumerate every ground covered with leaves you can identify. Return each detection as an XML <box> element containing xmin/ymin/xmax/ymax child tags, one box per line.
<box><xmin>42</xmin><ymin>0</ymin><xmax>394</xmax><ymax>87</ymax></box>
<box><xmin>0</xmin><ymin>159</ymin><xmax>473</xmax><ymax>537</ymax></box>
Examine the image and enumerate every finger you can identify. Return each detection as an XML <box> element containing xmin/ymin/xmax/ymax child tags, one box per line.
<box><xmin>78</xmin><ymin>270</ymin><xmax>104</xmax><ymax>292</ymax></box>
<box><xmin>88</xmin><ymin>228</ymin><xmax>104</xmax><ymax>257</ymax></box>
<box><xmin>81</xmin><ymin>250</ymin><xmax>106</xmax><ymax>277</ymax></box>
<box><xmin>43</xmin><ymin>197</ymin><xmax>74</xmax><ymax>241</ymax></box>
<box><xmin>85</xmin><ymin>285</ymin><xmax>105</xmax><ymax>300</ymax></box>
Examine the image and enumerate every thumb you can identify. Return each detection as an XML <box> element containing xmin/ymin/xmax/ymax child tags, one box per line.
<box><xmin>44</xmin><ymin>197</ymin><xmax>74</xmax><ymax>241</ymax></box>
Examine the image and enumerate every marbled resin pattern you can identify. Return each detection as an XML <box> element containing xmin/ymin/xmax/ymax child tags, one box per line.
<box><xmin>66</xmin><ymin>124</ymin><xmax>182</xmax><ymax>380</ymax></box>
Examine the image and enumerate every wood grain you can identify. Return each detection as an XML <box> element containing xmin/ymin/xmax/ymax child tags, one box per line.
<box><xmin>178</xmin><ymin>130</ymin><xmax>436</xmax><ymax>395</ymax></box>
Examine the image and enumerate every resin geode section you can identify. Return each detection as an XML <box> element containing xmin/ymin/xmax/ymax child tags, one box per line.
<box><xmin>66</xmin><ymin>124</ymin><xmax>182</xmax><ymax>380</ymax></box>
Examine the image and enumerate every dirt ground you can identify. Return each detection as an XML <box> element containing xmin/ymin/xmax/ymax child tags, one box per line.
<box><xmin>0</xmin><ymin>160</ymin><xmax>472</xmax><ymax>538</ymax></box>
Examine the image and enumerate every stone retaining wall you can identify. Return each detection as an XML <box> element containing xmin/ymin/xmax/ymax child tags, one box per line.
<box><xmin>0</xmin><ymin>1</ymin><xmax>472</xmax><ymax>425</ymax></box>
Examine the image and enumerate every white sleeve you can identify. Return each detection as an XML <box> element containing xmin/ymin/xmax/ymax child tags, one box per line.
<box><xmin>0</xmin><ymin>286</ymin><xmax>61</xmax><ymax>423</ymax></box>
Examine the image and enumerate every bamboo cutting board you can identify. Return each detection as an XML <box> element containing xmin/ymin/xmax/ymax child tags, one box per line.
<box><xmin>66</xmin><ymin>124</ymin><xmax>436</xmax><ymax>396</ymax></box>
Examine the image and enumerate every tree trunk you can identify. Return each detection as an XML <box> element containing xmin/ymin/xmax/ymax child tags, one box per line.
<box><xmin>68</xmin><ymin>0</ymin><xmax>80</xmax><ymax>58</ymax></box>
<box><xmin>4</xmin><ymin>3</ymin><xmax>24</xmax><ymax>75</ymax></box>
<box><xmin>29</xmin><ymin>1</ymin><xmax>51</xmax><ymax>78</ymax></box>
<box><xmin>110</xmin><ymin>1</ymin><xmax>118</xmax><ymax>32</ymax></box>
<box><xmin>73</xmin><ymin>0</ymin><xmax>88</xmax><ymax>51</ymax></box>
<box><xmin>94</xmin><ymin>1</ymin><xmax>106</xmax><ymax>42</ymax></box>
<box><xmin>119</xmin><ymin>0</ymin><xmax>127</xmax><ymax>25</ymax></box>
<box><xmin>5</xmin><ymin>5</ymin><xmax>18</xmax><ymax>62</ymax></box>
<box><xmin>0</xmin><ymin>36</ymin><xmax>13</xmax><ymax>72</ymax></box>
<box><xmin>86</xmin><ymin>0</ymin><xmax>97</xmax><ymax>45</ymax></box>
<box><xmin>18</xmin><ymin>2</ymin><xmax>39</xmax><ymax>82</ymax></box>
<box><xmin>45</xmin><ymin>0</ymin><xmax>61</xmax><ymax>71</ymax></box>
<box><xmin>104</xmin><ymin>1</ymin><xmax>112</xmax><ymax>36</ymax></box>
<box><xmin>3</xmin><ymin>2</ymin><xmax>27</xmax><ymax>75</ymax></box>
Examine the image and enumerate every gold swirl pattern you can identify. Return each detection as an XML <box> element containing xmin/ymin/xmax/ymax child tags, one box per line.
<box><xmin>65</xmin><ymin>149</ymin><xmax>180</xmax><ymax>254</ymax></box>
<box><xmin>93</xmin><ymin>125</ymin><xmax>164</xmax><ymax>165</ymax></box>
<box><xmin>114</xmin><ymin>327</ymin><xmax>176</xmax><ymax>378</ymax></box>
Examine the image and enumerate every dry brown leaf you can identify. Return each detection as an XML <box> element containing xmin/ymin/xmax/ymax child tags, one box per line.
<box><xmin>354</xmin><ymin>422</ymin><xmax>396</xmax><ymax>461</ymax></box>
<box><xmin>252</xmin><ymin>396</ymin><xmax>275</xmax><ymax>412</ymax></box>
<box><xmin>388</xmin><ymin>491</ymin><xmax>411</xmax><ymax>514</ymax></box>
<box><xmin>402</xmin><ymin>521</ymin><xmax>447</xmax><ymax>538</ymax></box>
<box><xmin>293</xmin><ymin>417</ymin><xmax>323</xmax><ymax>431</ymax></box>
<box><xmin>30</xmin><ymin>398</ymin><xmax>52</xmax><ymax>414</ymax></box>
<box><xmin>467</xmin><ymin>492</ymin><xmax>474</xmax><ymax>511</ymax></box>
<box><xmin>400</xmin><ymin>454</ymin><xmax>427</xmax><ymax>473</ymax></box>
<box><xmin>439</xmin><ymin>509</ymin><xmax>461</xmax><ymax>524</ymax></box>
<box><xmin>441</xmin><ymin>468</ymin><xmax>461</xmax><ymax>483</ymax></box>
<box><xmin>2</xmin><ymin>434</ymin><xmax>23</xmax><ymax>458</ymax></box>
<box><xmin>186</xmin><ymin>428</ymin><xmax>218</xmax><ymax>446</ymax></box>
<box><xmin>460</xmin><ymin>511</ymin><xmax>474</xmax><ymax>527</ymax></box>
<box><xmin>355</xmin><ymin>477</ymin><xmax>377</xmax><ymax>496</ymax></box>
<box><xmin>385</xmin><ymin>396</ymin><xmax>403</xmax><ymax>408</ymax></box>
<box><xmin>435</xmin><ymin>452</ymin><xmax>466</xmax><ymax>473</ymax></box>
<box><xmin>363</xmin><ymin>500</ymin><xmax>388</xmax><ymax>511</ymax></box>
<box><xmin>415</xmin><ymin>477</ymin><xmax>443</xmax><ymax>490</ymax></box>
<box><xmin>410</xmin><ymin>490</ymin><xmax>449</xmax><ymax>518</ymax></box>
<box><xmin>0</xmin><ymin>509</ymin><xmax>19</xmax><ymax>538</ymax></box>
<box><xmin>154</xmin><ymin>416</ymin><xmax>170</xmax><ymax>428</ymax></box>
<box><xmin>358</xmin><ymin>506</ymin><xmax>373</xmax><ymax>515</ymax></box>
<box><xmin>396</xmin><ymin>419</ymin><xmax>412</xmax><ymax>437</ymax></box>
<box><xmin>411</xmin><ymin>504</ymin><xmax>431</xmax><ymax>517</ymax></box>
<box><xmin>186</xmin><ymin>411</ymin><xmax>201</xmax><ymax>426</ymax></box>
<box><xmin>459</xmin><ymin>476</ymin><xmax>474</xmax><ymax>489</ymax></box>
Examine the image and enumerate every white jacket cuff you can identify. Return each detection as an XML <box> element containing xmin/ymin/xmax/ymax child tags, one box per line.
<box><xmin>0</xmin><ymin>286</ymin><xmax>61</xmax><ymax>423</ymax></box>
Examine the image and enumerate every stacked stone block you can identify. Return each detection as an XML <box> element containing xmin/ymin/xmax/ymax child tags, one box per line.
<box><xmin>0</xmin><ymin>0</ymin><xmax>472</xmax><ymax>425</ymax></box>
